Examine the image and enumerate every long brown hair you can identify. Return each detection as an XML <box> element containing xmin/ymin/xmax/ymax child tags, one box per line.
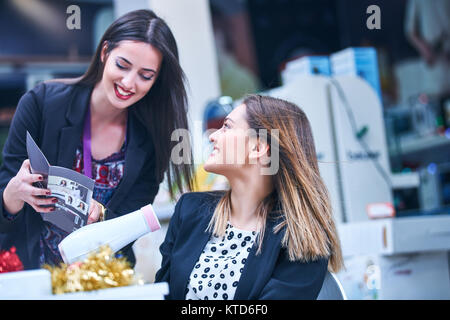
<box><xmin>49</xmin><ymin>9</ymin><xmax>194</xmax><ymax>198</ymax></box>
<box><xmin>208</xmin><ymin>94</ymin><xmax>344</xmax><ymax>273</ymax></box>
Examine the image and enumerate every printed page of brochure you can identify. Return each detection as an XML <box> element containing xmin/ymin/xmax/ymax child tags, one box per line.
<box><xmin>26</xmin><ymin>131</ymin><xmax>95</xmax><ymax>233</ymax></box>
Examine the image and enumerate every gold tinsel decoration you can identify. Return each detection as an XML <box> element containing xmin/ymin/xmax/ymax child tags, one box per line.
<box><xmin>43</xmin><ymin>245</ymin><xmax>143</xmax><ymax>295</ymax></box>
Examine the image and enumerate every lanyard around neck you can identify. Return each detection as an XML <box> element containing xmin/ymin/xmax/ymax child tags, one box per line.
<box><xmin>83</xmin><ymin>107</ymin><xmax>93</xmax><ymax>179</ymax></box>
<box><xmin>82</xmin><ymin>107</ymin><xmax>128</xmax><ymax>179</ymax></box>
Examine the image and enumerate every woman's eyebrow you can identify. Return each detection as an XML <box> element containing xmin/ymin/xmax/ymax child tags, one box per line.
<box><xmin>224</xmin><ymin>117</ymin><xmax>234</xmax><ymax>123</ymax></box>
<box><xmin>117</xmin><ymin>56</ymin><xmax>156</xmax><ymax>73</ymax></box>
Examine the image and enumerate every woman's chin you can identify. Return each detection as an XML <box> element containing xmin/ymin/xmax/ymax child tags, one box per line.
<box><xmin>203</xmin><ymin>161</ymin><xmax>216</xmax><ymax>173</ymax></box>
<box><xmin>203</xmin><ymin>160</ymin><xmax>224</xmax><ymax>175</ymax></box>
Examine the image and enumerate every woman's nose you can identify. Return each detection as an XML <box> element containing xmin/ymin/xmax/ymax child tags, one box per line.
<box><xmin>121</xmin><ymin>72</ymin><xmax>136</xmax><ymax>90</ymax></box>
<box><xmin>209</xmin><ymin>129</ymin><xmax>219</xmax><ymax>143</ymax></box>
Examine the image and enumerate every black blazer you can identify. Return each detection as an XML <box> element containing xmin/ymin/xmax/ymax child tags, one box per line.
<box><xmin>0</xmin><ymin>81</ymin><xmax>161</xmax><ymax>269</ymax></box>
<box><xmin>155</xmin><ymin>191</ymin><xmax>329</xmax><ymax>300</ymax></box>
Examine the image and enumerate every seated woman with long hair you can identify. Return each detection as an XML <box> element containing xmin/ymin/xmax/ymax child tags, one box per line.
<box><xmin>155</xmin><ymin>94</ymin><xmax>344</xmax><ymax>300</ymax></box>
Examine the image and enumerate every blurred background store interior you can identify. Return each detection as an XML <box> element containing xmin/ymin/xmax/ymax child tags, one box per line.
<box><xmin>0</xmin><ymin>0</ymin><xmax>449</xmax><ymax>299</ymax></box>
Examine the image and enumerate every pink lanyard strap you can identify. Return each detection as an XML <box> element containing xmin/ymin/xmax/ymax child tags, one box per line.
<box><xmin>82</xmin><ymin>107</ymin><xmax>128</xmax><ymax>179</ymax></box>
<box><xmin>83</xmin><ymin>107</ymin><xmax>93</xmax><ymax>179</ymax></box>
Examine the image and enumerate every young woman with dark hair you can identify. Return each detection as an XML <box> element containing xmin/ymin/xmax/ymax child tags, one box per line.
<box><xmin>0</xmin><ymin>9</ymin><xmax>194</xmax><ymax>269</ymax></box>
<box><xmin>155</xmin><ymin>94</ymin><xmax>343</xmax><ymax>300</ymax></box>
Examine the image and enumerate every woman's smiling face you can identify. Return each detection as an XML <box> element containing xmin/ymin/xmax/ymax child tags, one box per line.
<box><xmin>204</xmin><ymin>103</ymin><xmax>253</xmax><ymax>175</ymax></box>
<box><xmin>99</xmin><ymin>40</ymin><xmax>163</xmax><ymax>109</ymax></box>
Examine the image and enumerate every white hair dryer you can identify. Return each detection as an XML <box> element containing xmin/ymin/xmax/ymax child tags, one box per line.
<box><xmin>58</xmin><ymin>204</ymin><xmax>161</xmax><ymax>264</ymax></box>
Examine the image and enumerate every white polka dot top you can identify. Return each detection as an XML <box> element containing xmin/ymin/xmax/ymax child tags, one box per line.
<box><xmin>185</xmin><ymin>222</ymin><xmax>258</xmax><ymax>300</ymax></box>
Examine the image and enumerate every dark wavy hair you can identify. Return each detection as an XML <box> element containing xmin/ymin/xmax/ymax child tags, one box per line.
<box><xmin>77</xmin><ymin>9</ymin><xmax>194</xmax><ymax>198</ymax></box>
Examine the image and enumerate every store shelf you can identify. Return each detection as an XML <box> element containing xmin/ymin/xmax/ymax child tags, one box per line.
<box><xmin>389</xmin><ymin>134</ymin><xmax>450</xmax><ymax>156</ymax></box>
<box><xmin>337</xmin><ymin>214</ymin><xmax>450</xmax><ymax>257</ymax></box>
<box><xmin>0</xmin><ymin>61</ymin><xmax>89</xmax><ymax>75</ymax></box>
<box><xmin>0</xmin><ymin>269</ymin><xmax>169</xmax><ymax>300</ymax></box>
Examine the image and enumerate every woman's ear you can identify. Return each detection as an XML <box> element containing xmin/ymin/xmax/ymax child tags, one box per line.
<box><xmin>248</xmin><ymin>138</ymin><xmax>270</xmax><ymax>165</ymax></box>
<box><xmin>100</xmin><ymin>41</ymin><xmax>108</xmax><ymax>63</ymax></box>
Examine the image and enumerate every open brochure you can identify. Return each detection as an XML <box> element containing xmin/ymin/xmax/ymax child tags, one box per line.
<box><xmin>26</xmin><ymin>131</ymin><xmax>95</xmax><ymax>233</ymax></box>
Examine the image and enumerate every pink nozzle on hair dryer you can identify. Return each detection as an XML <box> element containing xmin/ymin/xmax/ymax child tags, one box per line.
<box><xmin>58</xmin><ymin>204</ymin><xmax>161</xmax><ymax>264</ymax></box>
